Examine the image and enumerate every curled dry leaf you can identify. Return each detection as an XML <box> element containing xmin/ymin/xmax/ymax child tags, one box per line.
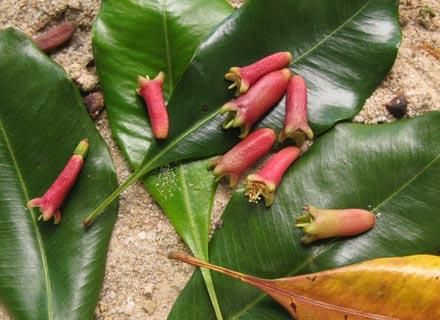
<box><xmin>170</xmin><ymin>252</ymin><xmax>440</xmax><ymax>320</ymax></box>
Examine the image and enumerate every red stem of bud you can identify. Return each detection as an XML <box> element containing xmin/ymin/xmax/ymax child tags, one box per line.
<box><xmin>137</xmin><ymin>71</ymin><xmax>169</xmax><ymax>139</ymax></box>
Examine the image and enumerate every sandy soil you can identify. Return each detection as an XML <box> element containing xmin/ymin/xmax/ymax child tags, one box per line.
<box><xmin>0</xmin><ymin>0</ymin><xmax>439</xmax><ymax>319</ymax></box>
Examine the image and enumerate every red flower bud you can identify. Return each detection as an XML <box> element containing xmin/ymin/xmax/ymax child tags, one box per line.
<box><xmin>295</xmin><ymin>205</ymin><xmax>376</xmax><ymax>244</ymax></box>
<box><xmin>208</xmin><ymin>128</ymin><xmax>276</xmax><ymax>187</ymax></box>
<box><xmin>137</xmin><ymin>71</ymin><xmax>169</xmax><ymax>139</ymax></box>
<box><xmin>32</xmin><ymin>21</ymin><xmax>76</xmax><ymax>53</ymax></box>
<box><xmin>245</xmin><ymin>146</ymin><xmax>300</xmax><ymax>207</ymax></box>
<box><xmin>27</xmin><ymin>139</ymin><xmax>89</xmax><ymax>224</ymax></box>
<box><xmin>221</xmin><ymin>69</ymin><xmax>291</xmax><ymax>138</ymax></box>
<box><xmin>279</xmin><ymin>75</ymin><xmax>313</xmax><ymax>146</ymax></box>
<box><xmin>225</xmin><ymin>51</ymin><xmax>292</xmax><ymax>96</ymax></box>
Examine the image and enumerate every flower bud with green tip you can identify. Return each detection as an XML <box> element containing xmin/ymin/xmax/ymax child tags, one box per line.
<box><xmin>221</xmin><ymin>69</ymin><xmax>291</xmax><ymax>138</ymax></box>
<box><xmin>245</xmin><ymin>146</ymin><xmax>300</xmax><ymax>207</ymax></box>
<box><xmin>279</xmin><ymin>75</ymin><xmax>313</xmax><ymax>146</ymax></box>
<box><xmin>137</xmin><ymin>71</ymin><xmax>169</xmax><ymax>139</ymax></box>
<box><xmin>208</xmin><ymin>128</ymin><xmax>276</xmax><ymax>187</ymax></box>
<box><xmin>225</xmin><ymin>51</ymin><xmax>292</xmax><ymax>96</ymax></box>
<box><xmin>296</xmin><ymin>205</ymin><xmax>376</xmax><ymax>244</ymax></box>
<box><xmin>27</xmin><ymin>139</ymin><xmax>89</xmax><ymax>224</ymax></box>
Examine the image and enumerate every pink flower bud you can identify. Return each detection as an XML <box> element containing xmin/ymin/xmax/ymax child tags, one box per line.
<box><xmin>245</xmin><ymin>146</ymin><xmax>300</xmax><ymax>207</ymax></box>
<box><xmin>295</xmin><ymin>205</ymin><xmax>376</xmax><ymax>244</ymax></box>
<box><xmin>225</xmin><ymin>51</ymin><xmax>292</xmax><ymax>96</ymax></box>
<box><xmin>208</xmin><ymin>128</ymin><xmax>276</xmax><ymax>187</ymax></box>
<box><xmin>137</xmin><ymin>71</ymin><xmax>169</xmax><ymax>139</ymax></box>
<box><xmin>27</xmin><ymin>139</ymin><xmax>89</xmax><ymax>224</ymax></box>
<box><xmin>279</xmin><ymin>75</ymin><xmax>313</xmax><ymax>146</ymax></box>
<box><xmin>220</xmin><ymin>69</ymin><xmax>291</xmax><ymax>138</ymax></box>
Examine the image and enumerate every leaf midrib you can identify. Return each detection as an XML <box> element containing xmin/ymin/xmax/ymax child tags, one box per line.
<box><xmin>177</xmin><ymin>165</ymin><xmax>204</xmax><ymax>256</ymax></box>
<box><xmin>294</xmin><ymin>0</ymin><xmax>372</xmax><ymax>65</ymax></box>
<box><xmin>230</xmin><ymin>151</ymin><xmax>440</xmax><ymax>319</ymax></box>
<box><xmin>0</xmin><ymin>119</ymin><xmax>53</xmax><ymax>320</ymax></box>
<box><xmin>161</xmin><ymin>0</ymin><xmax>174</xmax><ymax>91</ymax></box>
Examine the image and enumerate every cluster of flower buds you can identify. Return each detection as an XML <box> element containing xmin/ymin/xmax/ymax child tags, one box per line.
<box><xmin>216</xmin><ymin>53</ymin><xmax>376</xmax><ymax>242</ymax></box>
<box><xmin>211</xmin><ymin>52</ymin><xmax>314</xmax><ymax>206</ymax></box>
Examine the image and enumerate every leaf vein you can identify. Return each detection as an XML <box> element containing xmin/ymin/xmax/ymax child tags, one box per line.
<box><xmin>294</xmin><ymin>0</ymin><xmax>372</xmax><ymax>65</ymax></box>
<box><xmin>0</xmin><ymin>119</ymin><xmax>53</xmax><ymax>320</ymax></box>
<box><xmin>161</xmin><ymin>0</ymin><xmax>174</xmax><ymax>90</ymax></box>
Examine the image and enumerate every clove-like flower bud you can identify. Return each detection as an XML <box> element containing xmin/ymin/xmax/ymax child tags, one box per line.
<box><xmin>221</xmin><ymin>69</ymin><xmax>291</xmax><ymax>138</ymax></box>
<box><xmin>137</xmin><ymin>71</ymin><xmax>169</xmax><ymax>139</ymax></box>
<box><xmin>279</xmin><ymin>75</ymin><xmax>313</xmax><ymax>146</ymax></box>
<box><xmin>27</xmin><ymin>139</ymin><xmax>89</xmax><ymax>224</ymax></box>
<box><xmin>245</xmin><ymin>146</ymin><xmax>300</xmax><ymax>207</ymax></box>
<box><xmin>295</xmin><ymin>205</ymin><xmax>376</xmax><ymax>244</ymax></box>
<box><xmin>225</xmin><ymin>51</ymin><xmax>292</xmax><ymax>96</ymax></box>
<box><xmin>208</xmin><ymin>128</ymin><xmax>276</xmax><ymax>187</ymax></box>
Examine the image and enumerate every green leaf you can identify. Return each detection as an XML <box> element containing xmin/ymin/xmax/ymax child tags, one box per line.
<box><xmin>170</xmin><ymin>112</ymin><xmax>440</xmax><ymax>319</ymax></box>
<box><xmin>93</xmin><ymin>1</ymin><xmax>234</xmax><ymax>318</ymax></box>
<box><xmin>87</xmin><ymin>0</ymin><xmax>401</xmax><ymax>219</ymax></box>
<box><xmin>93</xmin><ymin>0</ymin><xmax>234</xmax><ymax>167</ymax></box>
<box><xmin>86</xmin><ymin>0</ymin><xmax>401</xmax><ymax>250</ymax></box>
<box><xmin>146</xmin><ymin>161</ymin><xmax>214</xmax><ymax>259</ymax></box>
<box><xmin>139</xmin><ymin>0</ymin><xmax>401</xmax><ymax>171</ymax></box>
<box><xmin>0</xmin><ymin>29</ymin><xmax>118</xmax><ymax>320</ymax></box>
<box><xmin>145</xmin><ymin>160</ymin><xmax>222</xmax><ymax>316</ymax></box>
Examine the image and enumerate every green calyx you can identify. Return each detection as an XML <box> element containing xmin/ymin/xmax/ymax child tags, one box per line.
<box><xmin>74</xmin><ymin>138</ymin><xmax>89</xmax><ymax>158</ymax></box>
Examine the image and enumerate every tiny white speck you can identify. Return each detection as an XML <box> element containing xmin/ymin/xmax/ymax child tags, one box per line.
<box><xmin>138</xmin><ymin>231</ymin><xmax>147</xmax><ymax>240</ymax></box>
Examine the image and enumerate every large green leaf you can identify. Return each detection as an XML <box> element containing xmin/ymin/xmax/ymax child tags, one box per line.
<box><xmin>0</xmin><ymin>29</ymin><xmax>118</xmax><ymax>320</ymax></box>
<box><xmin>139</xmin><ymin>0</ymin><xmax>401</xmax><ymax>171</ymax></box>
<box><xmin>170</xmin><ymin>112</ymin><xmax>440</xmax><ymax>319</ymax></box>
<box><xmin>92</xmin><ymin>0</ymin><xmax>233</xmax><ymax>248</ymax></box>
<box><xmin>87</xmin><ymin>0</ymin><xmax>401</xmax><ymax>217</ymax></box>
<box><xmin>145</xmin><ymin>160</ymin><xmax>222</xmax><ymax>315</ymax></box>
<box><xmin>93</xmin><ymin>1</ymin><xmax>234</xmax><ymax>318</ymax></box>
<box><xmin>93</xmin><ymin>0</ymin><xmax>234</xmax><ymax>166</ymax></box>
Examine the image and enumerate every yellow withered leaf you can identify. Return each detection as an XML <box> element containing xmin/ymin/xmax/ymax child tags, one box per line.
<box><xmin>170</xmin><ymin>253</ymin><xmax>440</xmax><ymax>320</ymax></box>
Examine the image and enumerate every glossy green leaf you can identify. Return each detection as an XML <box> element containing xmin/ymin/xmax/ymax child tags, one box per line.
<box><xmin>0</xmin><ymin>29</ymin><xmax>118</xmax><ymax>320</ymax></box>
<box><xmin>93</xmin><ymin>1</ymin><xmax>234</xmax><ymax>318</ymax></box>
<box><xmin>87</xmin><ymin>0</ymin><xmax>401</xmax><ymax>232</ymax></box>
<box><xmin>138</xmin><ymin>0</ymin><xmax>401</xmax><ymax>172</ymax></box>
<box><xmin>170</xmin><ymin>112</ymin><xmax>440</xmax><ymax>319</ymax></box>
<box><xmin>93</xmin><ymin>0</ymin><xmax>234</xmax><ymax>166</ymax></box>
<box><xmin>147</xmin><ymin>161</ymin><xmax>214</xmax><ymax>260</ymax></box>
<box><xmin>145</xmin><ymin>160</ymin><xmax>222</xmax><ymax>316</ymax></box>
